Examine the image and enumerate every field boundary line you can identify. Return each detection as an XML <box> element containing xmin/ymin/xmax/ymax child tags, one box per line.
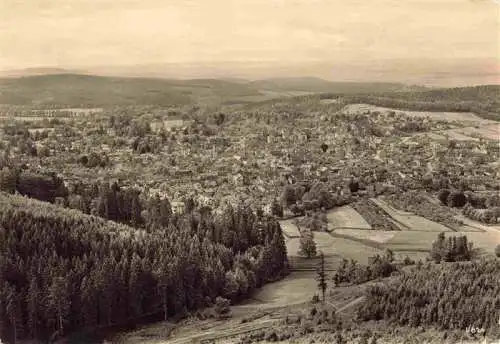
<box><xmin>368</xmin><ymin>199</ymin><xmax>413</xmax><ymax>230</ymax></box>
<box><xmin>328</xmin><ymin>226</ymin><xmax>376</xmax><ymax>231</ymax></box>
<box><xmin>327</xmin><ymin>231</ymin><xmax>385</xmax><ymax>250</ymax></box>
<box><xmin>370</xmin><ymin>198</ymin><xmax>413</xmax><ymax>216</ymax></box>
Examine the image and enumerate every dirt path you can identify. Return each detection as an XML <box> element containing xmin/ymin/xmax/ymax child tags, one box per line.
<box><xmin>335</xmin><ymin>296</ymin><xmax>366</xmax><ymax>313</ymax></box>
<box><xmin>163</xmin><ymin>294</ymin><xmax>368</xmax><ymax>344</ymax></box>
<box><xmin>165</xmin><ymin>317</ymin><xmax>281</xmax><ymax>344</ymax></box>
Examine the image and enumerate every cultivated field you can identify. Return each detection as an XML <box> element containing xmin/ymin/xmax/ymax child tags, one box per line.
<box><xmin>370</xmin><ymin>198</ymin><xmax>454</xmax><ymax>232</ymax></box>
<box><xmin>333</xmin><ymin>228</ymin><xmax>396</xmax><ymax>244</ymax></box>
<box><xmin>350</xmin><ymin>199</ymin><xmax>401</xmax><ymax>231</ymax></box>
<box><xmin>439</xmin><ymin>123</ymin><xmax>500</xmax><ymax>141</ymax></box>
<box><xmin>326</xmin><ymin>205</ymin><xmax>372</xmax><ymax>230</ymax></box>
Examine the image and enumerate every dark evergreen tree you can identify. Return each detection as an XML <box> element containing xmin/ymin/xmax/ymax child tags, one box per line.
<box><xmin>316</xmin><ymin>251</ymin><xmax>327</xmax><ymax>302</ymax></box>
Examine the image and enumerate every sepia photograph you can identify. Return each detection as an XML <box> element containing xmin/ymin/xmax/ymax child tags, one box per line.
<box><xmin>0</xmin><ymin>0</ymin><xmax>499</xmax><ymax>343</ymax></box>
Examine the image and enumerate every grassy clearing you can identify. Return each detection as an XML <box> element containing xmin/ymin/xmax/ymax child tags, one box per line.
<box><xmin>286</xmin><ymin>234</ymin><xmax>339</xmax><ymax>271</ymax></box>
<box><xmin>385</xmin><ymin>231</ymin><xmax>444</xmax><ymax>251</ymax></box>
<box><xmin>315</xmin><ymin>232</ymin><xmax>382</xmax><ymax>265</ymax></box>
<box><xmin>326</xmin><ymin>205</ymin><xmax>372</xmax><ymax>230</ymax></box>
<box><xmin>245</xmin><ymin>271</ymin><xmax>316</xmax><ymax>307</ymax></box>
<box><xmin>286</xmin><ymin>230</ymin><xmax>384</xmax><ymax>270</ymax></box>
<box><xmin>458</xmin><ymin>231</ymin><xmax>500</xmax><ymax>255</ymax></box>
<box><xmin>280</xmin><ymin>219</ymin><xmax>301</xmax><ymax>238</ymax></box>
<box><xmin>285</xmin><ymin>238</ymin><xmax>301</xmax><ymax>257</ymax></box>
<box><xmin>385</xmin><ymin>230</ymin><xmax>500</xmax><ymax>259</ymax></box>
<box><xmin>443</xmin><ymin>123</ymin><xmax>500</xmax><ymax>141</ymax></box>
<box><xmin>440</xmin><ymin>128</ymin><xmax>479</xmax><ymax>141</ymax></box>
<box><xmin>333</xmin><ymin>228</ymin><xmax>396</xmax><ymax>244</ymax></box>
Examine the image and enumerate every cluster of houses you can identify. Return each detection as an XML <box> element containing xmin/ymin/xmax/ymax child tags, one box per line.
<box><xmin>3</xmin><ymin>102</ymin><xmax>499</xmax><ymax>211</ymax></box>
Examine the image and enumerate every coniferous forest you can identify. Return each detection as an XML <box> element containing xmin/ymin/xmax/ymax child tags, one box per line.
<box><xmin>0</xmin><ymin>191</ymin><xmax>288</xmax><ymax>343</ymax></box>
<box><xmin>357</xmin><ymin>259</ymin><xmax>500</xmax><ymax>334</ymax></box>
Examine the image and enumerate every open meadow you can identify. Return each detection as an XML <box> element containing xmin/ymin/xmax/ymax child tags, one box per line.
<box><xmin>280</xmin><ymin>219</ymin><xmax>302</xmax><ymax>238</ymax></box>
<box><xmin>326</xmin><ymin>205</ymin><xmax>372</xmax><ymax>230</ymax></box>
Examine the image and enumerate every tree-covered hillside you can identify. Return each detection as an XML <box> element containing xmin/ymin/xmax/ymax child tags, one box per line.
<box><xmin>0</xmin><ymin>74</ymin><xmax>424</xmax><ymax>107</ymax></box>
<box><xmin>0</xmin><ymin>192</ymin><xmax>288</xmax><ymax>343</ymax></box>
<box><xmin>0</xmin><ymin>74</ymin><xmax>262</xmax><ymax>107</ymax></box>
<box><xmin>358</xmin><ymin>259</ymin><xmax>500</xmax><ymax>335</ymax></box>
<box><xmin>320</xmin><ymin>85</ymin><xmax>500</xmax><ymax>120</ymax></box>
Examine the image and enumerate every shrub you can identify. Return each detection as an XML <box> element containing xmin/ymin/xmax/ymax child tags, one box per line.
<box><xmin>290</xmin><ymin>203</ymin><xmax>306</xmax><ymax>216</ymax></box>
<box><xmin>270</xmin><ymin>198</ymin><xmax>284</xmax><ymax>217</ymax></box>
<box><xmin>447</xmin><ymin>190</ymin><xmax>466</xmax><ymax>207</ymax></box>
<box><xmin>349</xmin><ymin>179</ymin><xmax>360</xmax><ymax>193</ymax></box>
<box><xmin>214</xmin><ymin>296</ymin><xmax>231</xmax><ymax>319</ymax></box>
<box><xmin>299</xmin><ymin>230</ymin><xmax>317</xmax><ymax>258</ymax></box>
<box><xmin>265</xmin><ymin>330</ymin><xmax>278</xmax><ymax>342</ymax></box>
<box><xmin>310</xmin><ymin>306</ymin><xmax>318</xmax><ymax>317</ymax></box>
<box><xmin>438</xmin><ymin>189</ymin><xmax>451</xmax><ymax>205</ymax></box>
<box><xmin>403</xmin><ymin>256</ymin><xmax>415</xmax><ymax>265</ymax></box>
<box><xmin>311</xmin><ymin>294</ymin><xmax>320</xmax><ymax>304</ymax></box>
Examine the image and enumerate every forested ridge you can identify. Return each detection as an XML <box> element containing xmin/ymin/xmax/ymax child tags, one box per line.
<box><xmin>319</xmin><ymin>85</ymin><xmax>500</xmax><ymax>120</ymax></box>
<box><xmin>357</xmin><ymin>259</ymin><xmax>500</xmax><ymax>335</ymax></box>
<box><xmin>0</xmin><ymin>191</ymin><xmax>288</xmax><ymax>343</ymax></box>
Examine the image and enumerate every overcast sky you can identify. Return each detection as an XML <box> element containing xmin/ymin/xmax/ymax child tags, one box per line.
<box><xmin>0</xmin><ymin>0</ymin><xmax>498</xmax><ymax>69</ymax></box>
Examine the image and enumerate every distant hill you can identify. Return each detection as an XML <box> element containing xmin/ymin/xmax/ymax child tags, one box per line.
<box><xmin>2</xmin><ymin>58</ymin><xmax>497</xmax><ymax>86</ymax></box>
<box><xmin>250</xmin><ymin>77</ymin><xmax>423</xmax><ymax>94</ymax></box>
<box><xmin>0</xmin><ymin>67</ymin><xmax>87</xmax><ymax>78</ymax></box>
<box><xmin>0</xmin><ymin>74</ymin><xmax>264</xmax><ymax>106</ymax></box>
<box><xmin>0</xmin><ymin>73</ymin><xmax>427</xmax><ymax>107</ymax></box>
